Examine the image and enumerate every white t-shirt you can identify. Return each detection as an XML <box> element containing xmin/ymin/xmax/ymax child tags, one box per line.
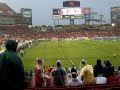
<box><xmin>67</xmin><ymin>78</ymin><xmax>82</xmax><ymax>86</ymax></box>
<box><xmin>95</xmin><ymin>76</ymin><xmax>107</xmax><ymax>84</ymax></box>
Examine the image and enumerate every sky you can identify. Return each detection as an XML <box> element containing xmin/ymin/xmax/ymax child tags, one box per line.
<box><xmin>0</xmin><ymin>0</ymin><xmax>120</xmax><ymax>26</ymax></box>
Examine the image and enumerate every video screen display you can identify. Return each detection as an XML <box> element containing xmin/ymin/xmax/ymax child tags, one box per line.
<box><xmin>59</xmin><ymin>8</ymin><xmax>84</xmax><ymax>15</ymax></box>
<box><xmin>63</xmin><ymin>1</ymin><xmax>80</xmax><ymax>7</ymax></box>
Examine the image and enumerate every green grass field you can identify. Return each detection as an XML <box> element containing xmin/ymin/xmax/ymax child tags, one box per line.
<box><xmin>20</xmin><ymin>40</ymin><xmax>120</xmax><ymax>71</ymax></box>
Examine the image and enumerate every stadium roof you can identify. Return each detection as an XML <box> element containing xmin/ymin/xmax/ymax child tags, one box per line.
<box><xmin>0</xmin><ymin>3</ymin><xmax>16</xmax><ymax>15</ymax></box>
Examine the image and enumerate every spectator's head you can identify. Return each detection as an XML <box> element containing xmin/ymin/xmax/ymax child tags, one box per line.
<box><xmin>5</xmin><ymin>39</ymin><xmax>18</xmax><ymax>52</ymax></box>
<box><xmin>73</xmin><ymin>65</ymin><xmax>74</xmax><ymax>67</ymax></box>
<box><xmin>104</xmin><ymin>60</ymin><xmax>106</xmax><ymax>65</ymax></box>
<box><xmin>37</xmin><ymin>58</ymin><xmax>44</xmax><ymax>65</ymax></box>
<box><xmin>105</xmin><ymin>60</ymin><xmax>111</xmax><ymax>67</ymax></box>
<box><xmin>67</xmin><ymin>73</ymin><xmax>72</xmax><ymax>79</ymax></box>
<box><xmin>72</xmin><ymin>72</ymin><xmax>77</xmax><ymax>79</ymax></box>
<box><xmin>81</xmin><ymin>59</ymin><xmax>87</xmax><ymax>67</ymax></box>
<box><xmin>96</xmin><ymin>59</ymin><xmax>102</xmax><ymax>66</ymax></box>
<box><xmin>56</xmin><ymin>60</ymin><xmax>61</xmax><ymax>67</ymax></box>
<box><xmin>52</xmin><ymin>65</ymin><xmax>55</xmax><ymax>67</ymax></box>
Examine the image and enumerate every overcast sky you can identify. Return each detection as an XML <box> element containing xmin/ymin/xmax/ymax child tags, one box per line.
<box><xmin>0</xmin><ymin>0</ymin><xmax>120</xmax><ymax>26</ymax></box>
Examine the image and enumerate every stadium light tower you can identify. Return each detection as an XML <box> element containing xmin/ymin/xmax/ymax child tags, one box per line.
<box><xmin>99</xmin><ymin>13</ymin><xmax>104</xmax><ymax>24</ymax></box>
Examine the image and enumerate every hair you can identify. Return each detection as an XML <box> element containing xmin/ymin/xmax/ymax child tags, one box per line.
<box><xmin>37</xmin><ymin>58</ymin><xmax>43</xmax><ymax>65</ymax></box>
<box><xmin>5</xmin><ymin>39</ymin><xmax>18</xmax><ymax>52</ymax></box>
<box><xmin>104</xmin><ymin>60</ymin><xmax>107</xmax><ymax>65</ymax></box>
<box><xmin>72</xmin><ymin>72</ymin><xmax>77</xmax><ymax>78</ymax></box>
<box><xmin>56</xmin><ymin>60</ymin><xmax>61</xmax><ymax>67</ymax></box>
<box><xmin>67</xmin><ymin>73</ymin><xmax>72</xmax><ymax>79</ymax></box>
<box><xmin>106</xmin><ymin>60</ymin><xmax>111</xmax><ymax>67</ymax></box>
<box><xmin>81</xmin><ymin>59</ymin><xmax>87</xmax><ymax>65</ymax></box>
<box><xmin>97</xmin><ymin>59</ymin><xmax>102</xmax><ymax>66</ymax></box>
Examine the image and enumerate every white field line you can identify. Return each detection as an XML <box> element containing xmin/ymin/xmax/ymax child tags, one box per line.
<box><xmin>68</xmin><ymin>57</ymin><xmax>74</xmax><ymax>65</ymax></box>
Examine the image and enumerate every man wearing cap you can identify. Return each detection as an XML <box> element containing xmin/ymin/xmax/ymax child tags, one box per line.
<box><xmin>0</xmin><ymin>40</ymin><xmax>25</xmax><ymax>90</ymax></box>
<box><xmin>79</xmin><ymin>59</ymin><xmax>94</xmax><ymax>85</ymax></box>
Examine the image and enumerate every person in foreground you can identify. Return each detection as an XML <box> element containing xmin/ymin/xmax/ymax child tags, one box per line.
<box><xmin>33</xmin><ymin>58</ymin><xmax>46</xmax><ymax>87</ymax></box>
<box><xmin>79</xmin><ymin>59</ymin><xmax>94</xmax><ymax>85</ymax></box>
<box><xmin>51</xmin><ymin>60</ymin><xmax>66</xmax><ymax>86</ymax></box>
<box><xmin>0</xmin><ymin>40</ymin><xmax>25</xmax><ymax>90</ymax></box>
<box><xmin>67</xmin><ymin>72</ymin><xmax>82</xmax><ymax>86</ymax></box>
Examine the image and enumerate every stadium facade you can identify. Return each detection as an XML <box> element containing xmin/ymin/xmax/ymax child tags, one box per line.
<box><xmin>0</xmin><ymin>3</ymin><xmax>32</xmax><ymax>26</ymax></box>
<box><xmin>111</xmin><ymin>6</ymin><xmax>120</xmax><ymax>27</ymax></box>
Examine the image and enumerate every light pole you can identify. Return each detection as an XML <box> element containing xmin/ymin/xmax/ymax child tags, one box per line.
<box><xmin>99</xmin><ymin>13</ymin><xmax>104</xmax><ymax>24</ymax></box>
<box><xmin>91</xmin><ymin>8</ymin><xmax>98</xmax><ymax>25</ymax></box>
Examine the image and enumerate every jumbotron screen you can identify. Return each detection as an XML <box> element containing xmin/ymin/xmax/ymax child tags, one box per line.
<box><xmin>59</xmin><ymin>8</ymin><xmax>84</xmax><ymax>15</ymax></box>
<box><xmin>63</xmin><ymin>1</ymin><xmax>80</xmax><ymax>7</ymax></box>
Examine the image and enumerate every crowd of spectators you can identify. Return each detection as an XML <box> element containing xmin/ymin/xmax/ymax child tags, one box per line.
<box><xmin>0</xmin><ymin>26</ymin><xmax>120</xmax><ymax>89</ymax></box>
<box><xmin>0</xmin><ymin>25</ymin><xmax>120</xmax><ymax>45</ymax></box>
<box><xmin>0</xmin><ymin>39</ymin><xmax>120</xmax><ymax>89</ymax></box>
<box><xmin>23</xmin><ymin>58</ymin><xmax>120</xmax><ymax>89</ymax></box>
<box><xmin>22</xmin><ymin>58</ymin><xmax>120</xmax><ymax>88</ymax></box>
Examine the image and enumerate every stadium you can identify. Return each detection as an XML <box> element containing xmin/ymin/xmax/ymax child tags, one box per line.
<box><xmin>0</xmin><ymin>1</ymin><xmax>120</xmax><ymax>90</ymax></box>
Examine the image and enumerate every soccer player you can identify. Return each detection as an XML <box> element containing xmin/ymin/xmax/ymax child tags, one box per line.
<box><xmin>113</xmin><ymin>52</ymin><xmax>116</xmax><ymax>59</ymax></box>
<box><xmin>20</xmin><ymin>49</ymin><xmax>24</xmax><ymax>57</ymax></box>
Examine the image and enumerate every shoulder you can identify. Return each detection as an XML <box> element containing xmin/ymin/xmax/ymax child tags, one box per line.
<box><xmin>67</xmin><ymin>79</ymin><xmax>72</xmax><ymax>85</ymax></box>
<box><xmin>60</xmin><ymin>67</ymin><xmax>66</xmax><ymax>72</ymax></box>
<box><xmin>94</xmin><ymin>65</ymin><xmax>97</xmax><ymax>68</ymax></box>
<box><xmin>51</xmin><ymin>68</ymin><xmax>57</xmax><ymax>75</ymax></box>
<box><xmin>60</xmin><ymin>68</ymin><xmax>66</xmax><ymax>74</ymax></box>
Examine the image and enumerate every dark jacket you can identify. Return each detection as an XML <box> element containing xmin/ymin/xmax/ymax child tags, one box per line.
<box><xmin>0</xmin><ymin>40</ymin><xmax>25</xmax><ymax>89</ymax></box>
<box><xmin>94</xmin><ymin>60</ymin><xmax>104</xmax><ymax>77</ymax></box>
<box><xmin>94</xmin><ymin>65</ymin><xmax>104</xmax><ymax>77</ymax></box>
<box><xmin>103</xmin><ymin>61</ymin><xmax>115</xmax><ymax>78</ymax></box>
<box><xmin>52</xmin><ymin>67</ymin><xmax>66</xmax><ymax>86</ymax></box>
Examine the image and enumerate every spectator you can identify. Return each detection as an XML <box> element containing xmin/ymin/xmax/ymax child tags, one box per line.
<box><xmin>103</xmin><ymin>60</ymin><xmax>107</xmax><ymax>67</ymax></box>
<box><xmin>20</xmin><ymin>49</ymin><xmax>24</xmax><ymax>58</ymax></box>
<box><xmin>67</xmin><ymin>73</ymin><xmax>72</xmax><ymax>82</ymax></box>
<box><xmin>0</xmin><ymin>40</ymin><xmax>25</xmax><ymax>90</ymax></box>
<box><xmin>94</xmin><ymin>74</ymin><xmax>107</xmax><ymax>84</ymax></box>
<box><xmin>93</xmin><ymin>59</ymin><xmax>104</xmax><ymax>77</ymax></box>
<box><xmin>103</xmin><ymin>60</ymin><xmax>114</xmax><ymax>78</ymax></box>
<box><xmin>118</xmin><ymin>66</ymin><xmax>120</xmax><ymax>71</ymax></box>
<box><xmin>51</xmin><ymin>60</ymin><xmax>66</xmax><ymax>86</ymax></box>
<box><xmin>79</xmin><ymin>59</ymin><xmax>94</xmax><ymax>85</ymax></box>
<box><xmin>116</xmin><ymin>71</ymin><xmax>120</xmax><ymax>82</ymax></box>
<box><xmin>71</xmin><ymin>65</ymin><xmax>77</xmax><ymax>73</ymax></box>
<box><xmin>29</xmin><ymin>69</ymin><xmax>33</xmax><ymax>81</ymax></box>
<box><xmin>67</xmin><ymin>72</ymin><xmax>82</xmax><ymax>86</ymax></box>
<box><xmin>33</xmin><ymin>58</ymin><xmax>46</xmax><ymax>87</ymax></box>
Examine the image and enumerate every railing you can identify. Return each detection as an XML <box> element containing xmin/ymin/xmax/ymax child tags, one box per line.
<box><xmin>25</xmin><ymin>83</ymin><xmax>120</xmax><ymax>90</ymax></box>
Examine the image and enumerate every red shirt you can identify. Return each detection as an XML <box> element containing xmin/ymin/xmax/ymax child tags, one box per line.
<box><xmin>34</xmin><ymin>65</ymin><xmax>44</xmax><ymax>85</ymax></box>
<box><xmin>107</xmin><ymin>75</ymin><xmax>118</xmax><ymax>84</ymax></box>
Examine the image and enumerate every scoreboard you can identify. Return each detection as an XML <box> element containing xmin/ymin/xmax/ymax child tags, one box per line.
<box><xmin>53</xmin><ymin>8</ymin><xmax>84</xmax><ymax>15</ymax></box>
<box><xmin>52</xmin><ymin>8</ymin><xmax>91</xmax><ymax>20</ymax></box>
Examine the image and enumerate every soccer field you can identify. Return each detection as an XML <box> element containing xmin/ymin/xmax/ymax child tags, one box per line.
<box><xmin>21</xmin><ymin>40</ymin><xmax>120</xmax><ymax>71</ymax></box>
